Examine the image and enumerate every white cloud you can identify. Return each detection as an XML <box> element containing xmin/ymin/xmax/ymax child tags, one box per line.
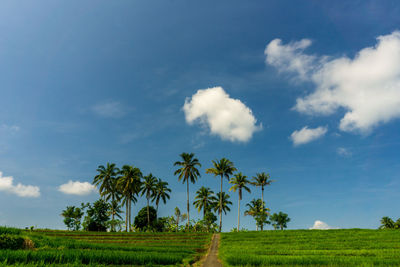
<box><xmin>58</xmin><ymin>180</ymin><xmax>96</xmax><ymax>196</ymax></box>
<box><xmin>337</xmin><ymin>147</ymin><xmax>352</xmax><ymax>157</ymax></box>
<box><xmin>183</xmin><ymin>86</ymin><xmax>261</xmax><ymax>142</ymax></box>
<box><xmin>310</xmin><ymin>220</ymin><xmax>336</xmax><ymax>230</ymax></box>
<box><xmin>290</xmin><ymin>126</ymin><xmax>327</xmax><ymax>146</ymax></box>
<box><xmin>0</xmin><ymin>124</ymin><xmax>20</xmax><ymax>133</ymax></box>
<box><xmin>0</xmin><ymin>172</ymin><xmax>40</xmax><ymax>198</ymax></box>
<box><xmin>92</xmin><ymin>101</ymin><xmax>126</xmax><ymax>118</ymax></box>
<box><xmin>265</xmin><ymin>31</ymin><xmax>400</xmax><ymax>133</ymax></box>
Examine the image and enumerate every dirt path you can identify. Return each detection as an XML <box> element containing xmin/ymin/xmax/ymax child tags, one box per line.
<box><xmin>202</xmin><ymin>234</ymin><xmax>222</xmax><ymax>267</ymax></box>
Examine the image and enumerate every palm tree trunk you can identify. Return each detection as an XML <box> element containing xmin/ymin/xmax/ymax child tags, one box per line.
<box><xmin>261</xmin><ymin>187</ymin><xmax>264</xmax><ymax>211</ymax></box>
<box><xmin>129</xmin><ymin>199</ymin><xmax>132</xmax><ymax>232</ymax></box>
<box><xmin>187</xmin><ymin>180</ymin><xmax>190</xmax><ymax>230</ymax></box>
<box><xmin>237</xmin><ymin>196</ymin><xmax>240</xmax><ymax>232</ymax></box>
<box><xmin>219</xmin><ymin>175</ymin><xmax>223</xmax><ymax>232</ymax></box>
<box><xmin>147</xmin><ymin>197</ymin><xmax>150</xmax><ymax>228</ymax></box>
<box><xmin>125</xmin><ymin>199</ymin><xmax>128</xmax><ymax>232</ymax></box>
<box><xmin>112</xmin><ymin>195</ymin><xmax>115</xmax><ymax>232</ymax></box>
<box><xmin>156</xmin><ymin>203</ymin><xmax>159</xmax><ymax>218</ymax></box>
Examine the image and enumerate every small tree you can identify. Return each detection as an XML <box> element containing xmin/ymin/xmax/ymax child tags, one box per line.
<box><xmin>379</xmin><ymin>216</ymin><xmax>395</xmax><ymax>229</ymax></box>
<box><xmin>134</xmin><ymin>206</ymin><xmax>157</xmax><ymax>231</ymax></box>
<box><xmin>83</xmin><ymin>199</ymin><xmax>110</xmax><ymax>232</ymax></box>
<box><xmin>270</xmin><ymin>212</ymin><xmax>290</xmax><ymax>230</ymax></box>
<box><xmin>61</xmin><ymin>206</ymin><xmax>84</xmax><ymax>231</ymax></box>
<box><xmin>173</xmin><ymin>207</ymin><xmax>187</xmax><ymax>232</ymax></box>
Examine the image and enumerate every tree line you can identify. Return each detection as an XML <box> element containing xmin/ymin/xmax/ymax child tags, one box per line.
<box><xmin>61</xmin><ymin>152</ymin><xmax>290</xmax><ymax>232</ymax></box>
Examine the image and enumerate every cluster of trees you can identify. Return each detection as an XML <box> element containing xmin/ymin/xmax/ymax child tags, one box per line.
<box><xmin>61</xmin><ymin>152</ymin><xmax>291</xmax><ymax>232</ymax></box>
<box><xmin>379</xmin><ymin>216</ymin><xmax>400</xmax><ymax>229</ymax></box>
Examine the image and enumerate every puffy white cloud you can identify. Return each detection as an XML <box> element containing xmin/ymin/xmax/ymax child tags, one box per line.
<box><xmin>265</xmin><ymin>31</ymin><xmax>400</xmax><ymax>133</ymax></box>
<box><xmin>290</xmin><ymin>126</ymin><xmax>327</xmax><ymax>146</ymax></box>
<box><xmin>0</xmin><ymin>172</ymin><xmax>40</xmax><ymax>198</ymax></box>
<box><xmin>337</xmin><ymin>147</ymin><xmax>352</xmax><ymax>157</ymax></box>
<box><xmin>92</xmin><ymin>101</ymin><xmax>126</xmax><ymax>118</ymax></box>
<box><xmin>310</xmin><ymin>220</ymin><xmax>336</xmax><ymax>230</ymax></box>
<box><xmin>183</xmin><ymin>86</ymin><xmax>261</xmax><ymax>142</ymax></box>
<box><xmin>58</xmin><ymin>180</ymin><xmax>96</xmax><ymax>196</ymax></box>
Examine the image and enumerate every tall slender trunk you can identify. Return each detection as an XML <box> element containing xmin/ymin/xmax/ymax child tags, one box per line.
<box><xmin>187</xmin><ymin>181</ymin><xmax>190</xmax><ymax>230</ymax></box>
<box><xmin>156</xmin><ymin>203</ymin><xmax>159</xmax><ymax>218</ymax></box>
<box><xmin>203</xmin><ymin>203</ymin><xmax>206</xmax><ymax>220</ymax></box>
<box><xmin>237</xmin><ymin>196</ymin><xmax>240</xmax><ymax>232</ymax></box>
<box><xmin>147</xmin><ymin>197</ymin><xmax>150</xmax><ymax>228</ymax></box>
<box><xmin>111</xmin><ymin>195</ymin><xmax>115</xmax><ymax>232</ymax></box>
<box><xmin>129</xmin><ymin>199</ymin><xmax>132</xmax><ymax>232</ymax></box>
<box><xmin>219</xmin><ymin>175</ymin><xmax>223</xmax><ymax>232</ymax></box>
<box><xmin>261</xmin><ymin>186</ymin><xmax>264</xmax><ymax>211</ymax></box>
<box><xmin>125</xmin><ymin>198</ymin><xmax>128</xmax><ymax>232</ymax></box>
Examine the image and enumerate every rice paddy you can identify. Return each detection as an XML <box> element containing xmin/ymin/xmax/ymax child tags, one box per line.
<box><xmin>0</xmin><ymin>227</ymin><xmax>211</xmax><ymax>266</ymax></box>
<box><xmin>219</xmin><ymin>229</ymin><xmax>400</xmax><ymax>266</ymax></box>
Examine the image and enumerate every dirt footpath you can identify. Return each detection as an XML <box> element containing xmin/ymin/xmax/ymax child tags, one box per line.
<box><xmin>202</xmin><ymin>234</ymin><xmax>222</xmax><ymax>267</ymax></box>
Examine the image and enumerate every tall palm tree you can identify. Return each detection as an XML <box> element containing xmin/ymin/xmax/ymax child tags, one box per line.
<box><xmin>212</xmin><ymin>192</ymin><xmax>232</xmax><ymax>218</ymax></box>
<box><xmin>118</xmin><ymin>165</ymin><xmax>142</xmax><ymax>232</ymax></box>
<box><xmin>251</xmin><ymin>172</ymin><xmax>274</xmax><ymax>213</ymax></box>
<box><xmin>92</xmin><ymin>163</ymin><xmax>120</xmax><ymax>231</ymax></box>
<box><xmin>141</xmin><ymin>173</ymin><xmax>157</xmax><ymax>227</ymax></box>
<box><xmin>174</xmin><ymin>153</ymin><xmax>201</xmax><ymax>229</ymax></box>
<box><xmin>153</xmin><ymin>178</ymin><xmax>171</xmax><ymax>215</ymax></box>
<box><xmin>193</xmin><ymin>187</ymin><xmax>216</xmax><ymax>219</ymax></box>
<box><xmin>206</xmin><ymin>158</ymin><xmax>237</xmax><ymax>232</ymax></box>
<box><xmin>229</xmin><ymin>172</ymin><xmax>251</xmax><ymax>232</ymax></box>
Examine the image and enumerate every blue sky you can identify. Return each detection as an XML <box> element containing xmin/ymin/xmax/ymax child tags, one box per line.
<box><xmin>1</xmin><ymin>0</ymin><xmax>400</xmax><ymax>231</ymax></box>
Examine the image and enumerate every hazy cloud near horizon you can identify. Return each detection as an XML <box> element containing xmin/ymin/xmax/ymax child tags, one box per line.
<box><xmin>310</xmin><ymin>220</ymin><xmax>336</xmax><ymax>230</ymax></box>
<box><xmin>265</xmin><ymin>31</ymin><xmax>400</xmax><ymax>134</ymax></box>
<box><xmin>183</xmin><ymin>86</ymin><xmax>261</xmax><ymax>142</ymax></box>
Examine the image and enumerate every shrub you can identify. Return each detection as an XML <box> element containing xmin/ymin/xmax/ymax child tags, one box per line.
<box><xmin>0</xmin><ymin>234</ymin><xmax>25</xmax><ymax>250</ymax></box>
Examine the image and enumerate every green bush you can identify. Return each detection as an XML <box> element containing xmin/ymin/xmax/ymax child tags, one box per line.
<box><xmin>0</xmin><ymin>234</ymin><xmax>25</xmax><ymax>250</ymax></box>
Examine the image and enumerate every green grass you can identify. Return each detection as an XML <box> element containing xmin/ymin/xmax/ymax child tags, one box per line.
<box><xmin>219</xmin><ymin>229</ymin><xmax>400</xmax><ymax>266</ymax></box>
<box><xmin>0</xmin><ymin>228</ymin><xmax>211</xmax><ymax>266</ymax></box>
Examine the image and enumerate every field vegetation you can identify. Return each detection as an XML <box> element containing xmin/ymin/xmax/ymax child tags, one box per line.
<box><xmin>219</xmin><ymin>229</ymin><xmax>400</xmax><ymax>266</ymax></box>
<box><xmin>0</xmin><ymin>227</ymin><xmax>211</xmax><ymax>266</ymax></box>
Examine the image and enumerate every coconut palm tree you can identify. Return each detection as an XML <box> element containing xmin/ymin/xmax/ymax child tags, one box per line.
<box><xmin>270</xmin><ymin>212</ymin><xmax>290</xmax><ymax>230</ymax></box>
<box><xmin>251</xmin><ymin>172</ymin><xmax>274</xmax><ymax>213</ymax></box>
<box><xmin>153</xmin><ymin>178</ymin><xmax>171</xmax><ymax>215</ymax></box>
<box><xmin>206</xmin><ymin>158</ymin><xmax>237</xmax><ymax>232</ymax></box>
<box><xmin>174</xmin><ymin>152</ymin><xmax>201</xmax><ymax>229</ymax></box>
<box><xmin>92</xmin><ymin>163</ymin><xmax>120</xmax><ymax>231</ymax></box>
<box><xmin>244</xmin><ymin>198</ymin><xmax>269</xmax><ymax>231</ymax></box>
<box><xmin>118</xmin><ymin>165</ymin><xmax>142</xmax><ymax>232</ymax></box>
<box><xmin>229</xmin><ymin>172</ymin><xmax>251</xmax><ymax>232</ymax></box>
<box><xmin>212</xmin><ymin>192</ymin><xmax>232</xmax><ymax>220</ymax></box>
<box><xmin>380</xmin><ymin>216</ymin><xmax>395</xmax><ymax>229</ymax></box>
<box><xmin>193</xmin><ymin>187</ymin><xmax>216</xmax><ymax>219</ymax></box>
<box><xmin>141</xmin><ymin>173</ymin><xmax>157</xmax><ymax>227</ymax></box>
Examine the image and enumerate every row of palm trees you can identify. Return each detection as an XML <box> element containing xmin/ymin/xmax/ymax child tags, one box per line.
<box><xmin>92</xmin><ymin>163</ymin><xmax>171</xmax><ymax>231</ymax></box>
<box><xmin>92</xmin><ymin>152</ymin><xmax>274</xmax><ymax>232</ymax></box>
<box><xmin>174</xmin><ymin>153</ymin><xmax>274</xmax><ymax>232</ymax></box>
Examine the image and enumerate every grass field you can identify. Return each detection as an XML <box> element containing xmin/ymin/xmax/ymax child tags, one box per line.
<box><xmin>219</xmin><ymin>229</ymin><xmax>400</xmax><ymax>266</ymax></box>
<box><xmin>0</xmin><ymin>227</ymin><xmax>211</xmax><ymax>266</ymax></box>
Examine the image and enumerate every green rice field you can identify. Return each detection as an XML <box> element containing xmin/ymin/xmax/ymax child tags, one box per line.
<box><xmin>219</xmin><ymin>229</ymin><xmax>400</xmax><ymax>266</ymax></box>
<box><xmin>0</xmin><ymin>227</ymin><xmax>211</xmax><ymax>266</ymax></box>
